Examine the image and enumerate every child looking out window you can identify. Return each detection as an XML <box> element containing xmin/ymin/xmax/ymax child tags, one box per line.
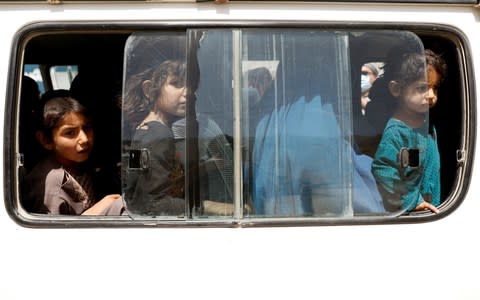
<box><xmin>123</xmin><ymin>60</ymin><xmax>187</xmax><ymax>216</ymax></box>
<box><xmin>372</xmin><ymin>50</ymin><xmax>446</xmax><ymax>213</ymax></box>
<box><xmin>23</xmin><ymin>96</ymin><xmax>124</xmax><ymax>215</ymax></box>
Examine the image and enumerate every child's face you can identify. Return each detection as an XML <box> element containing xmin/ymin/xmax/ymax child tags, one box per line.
<box><xmin>398</xmin><ymin>77</ymin><xmax>430</xmax><ymax>114</ymax></box>
<box><xmin>157</xmin><ymin>74</ymin><xmax>187</xmax><ymax>118</ymax></box>
<box><xmin>427</xmin><ymin>65</ymin><xmax>441</xmax><ymax>108</ymax></box>
<box><xmin>48</xmin><ymin>112</ymin><xmax>94</xmax><ymax>168</ymax></box>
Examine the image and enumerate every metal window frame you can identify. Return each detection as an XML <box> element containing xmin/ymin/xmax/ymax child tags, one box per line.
<box><xmin>5</xmin><ymin>20</ymin><xmax>475</xmax><ymax>228</ymax></box>
<box><xmin>0</xmin><ymin>0</ymin><xmax>478</xmax><ymax>6</ymax></box>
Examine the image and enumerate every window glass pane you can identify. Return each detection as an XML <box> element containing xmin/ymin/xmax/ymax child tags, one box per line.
<box><xmin>190</xmin><ymin>29</ymin><xmax>235</xmax><ymax>219</ymax></box>
<box><xmin>120</xmin><ymin>29</ymin><xmax>433</xmax><ymax>221</ymax></box>
<box><xmin>13</xmin><ymin>25</ymin><xmax>460</xmax><ymax>225</ymax></box>
<box><xmin>121</xmin><ymin>32</ymin><xmax>188</xmax><ymax>219</ymax></box>
<box><xmin>244</xmin><ymin>30</ymin><xmax>354</xmax><ymax>217</ymax></box>
<box><xmin>245</xmin><ymin>30</ymin><xmax>430</xmax><ymax>217</ymax></box>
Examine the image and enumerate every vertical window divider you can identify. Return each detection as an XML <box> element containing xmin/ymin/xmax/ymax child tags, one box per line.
<box><xmin>335</xmin><ymin>34</ymin><xmax>354</xmax><ymax>217</ymax></box>
<box><xmin>232</xmin><ymin>29</ymin><xmax>243</xmax><ymax>222</ymax></box>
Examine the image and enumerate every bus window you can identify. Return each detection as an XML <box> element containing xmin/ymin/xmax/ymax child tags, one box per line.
<box><xmin>12</xmin><ymin>25</ymin><xmax>468</xmax><ymax>226</ymax></box>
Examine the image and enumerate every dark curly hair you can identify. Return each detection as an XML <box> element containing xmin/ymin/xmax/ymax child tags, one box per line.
<box><xmin>123</xmin><ymin>60</ymin><xmax>186</xmax><ymax>132</ymax></box>
<box><xmin>388</xmin><ymin>52</ymin><xmax>427</xmax><ymax>87</ymax></box>
<box><xmin>425</xmin><ymin>49</ymin><xmax>447</xmax><ymax>82</ymax></box>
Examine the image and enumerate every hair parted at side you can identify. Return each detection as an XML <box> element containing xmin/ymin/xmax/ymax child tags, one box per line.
<box><xmin>41</xmin><ymin>96</ymin><xmax>88</xmax><ymax>141</ymax></box>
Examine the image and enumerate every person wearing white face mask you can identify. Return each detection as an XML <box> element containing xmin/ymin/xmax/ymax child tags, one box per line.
<box><xmin>361</xmin><ymin>72</ymin><xmax>372</xmax><ymax>115</ymax></box>
<box><xmin>360</xmin><ymin>63</ymin><xmax>379</xmax><ymax>115</ymax></box>
<box><xmin>363</xmin><ymin>63</ymin><xmax>379</xmax><ymax>85</ymax></box>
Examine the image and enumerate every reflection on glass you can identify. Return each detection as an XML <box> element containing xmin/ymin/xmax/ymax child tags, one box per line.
<box><xmin>241</xmin><ymin>30</ymin><xmax>355</xmax><ymax>217</ymax></box>
<box><xmin>122</xmin><ymin>33</ymin><xmax>187</xmax><ymax>218</ymax></box>
<box><xmin>193</xmin><ymin>29</ymin><xmax>236</xmax><ymax>218</ymax></box>
<box><xmin>120</xmin><ymin>29</ymin><xmax>431</xmax><ymax>220</ymax></box>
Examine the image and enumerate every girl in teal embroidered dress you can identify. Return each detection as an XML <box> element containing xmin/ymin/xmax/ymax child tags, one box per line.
<box><xmin>372</xmin><ymin>50</ymin><xmax>447</xmax><ymax>213</ymax></box>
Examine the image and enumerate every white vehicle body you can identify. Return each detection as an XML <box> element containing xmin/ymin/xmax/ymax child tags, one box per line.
<box><xmin>0</xmin><ymin>1</ymin><xmax>478</xmax><ymax>299</ymax></box>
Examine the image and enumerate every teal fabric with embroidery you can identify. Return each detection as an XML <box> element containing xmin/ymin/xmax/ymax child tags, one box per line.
<box><xmin>372</xmin><ymin>118</ymin><xmax>440</xmax><ymax>212</ymax></box>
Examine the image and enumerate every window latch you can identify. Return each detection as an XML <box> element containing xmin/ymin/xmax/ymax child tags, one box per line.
<box><xmin>128</xmin><ymin>149</ymin><xmax>150</xmax><ymax>171</ymax></box>
<box><xmin>399</xmin><ymin>147</ymin><xmax>419</xmax><ymax>169</ymax></box>
<box><xmin>17</xmin><ymin>153</ymin><xmax>24</xmax><ymax>167</ymax></box>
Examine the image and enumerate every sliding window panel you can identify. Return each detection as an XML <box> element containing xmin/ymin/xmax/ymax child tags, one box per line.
<box><xmin>243</xmin><ymin>30</ymin><xmax>355</xmax><ymax>218</ymax></box>
<box><xmin>191</xmin><ymin>29</ymin><xmax>236</xmax><ymax>219</ymax></box>
<box><xmin>122</xmin><ymin>32</ymin><xmax>188</xmax><ymax>220</ymax></box>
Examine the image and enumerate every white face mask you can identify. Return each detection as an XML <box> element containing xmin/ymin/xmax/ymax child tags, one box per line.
<box><xmin>361</xmin><ymin>74</ymin><xmax>371</xmax><ymax>93</ymax></box>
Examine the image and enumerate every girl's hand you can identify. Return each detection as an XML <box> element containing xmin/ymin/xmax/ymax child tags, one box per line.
<box><xmin>414</xmin><ymin>201</ymin><xmax>440</xmax><ymax>214</ymax></box>
<box><xmin>82</xmin><ymin>194</ymin><xmax>121</xmax><ymax>215</ymax></box>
